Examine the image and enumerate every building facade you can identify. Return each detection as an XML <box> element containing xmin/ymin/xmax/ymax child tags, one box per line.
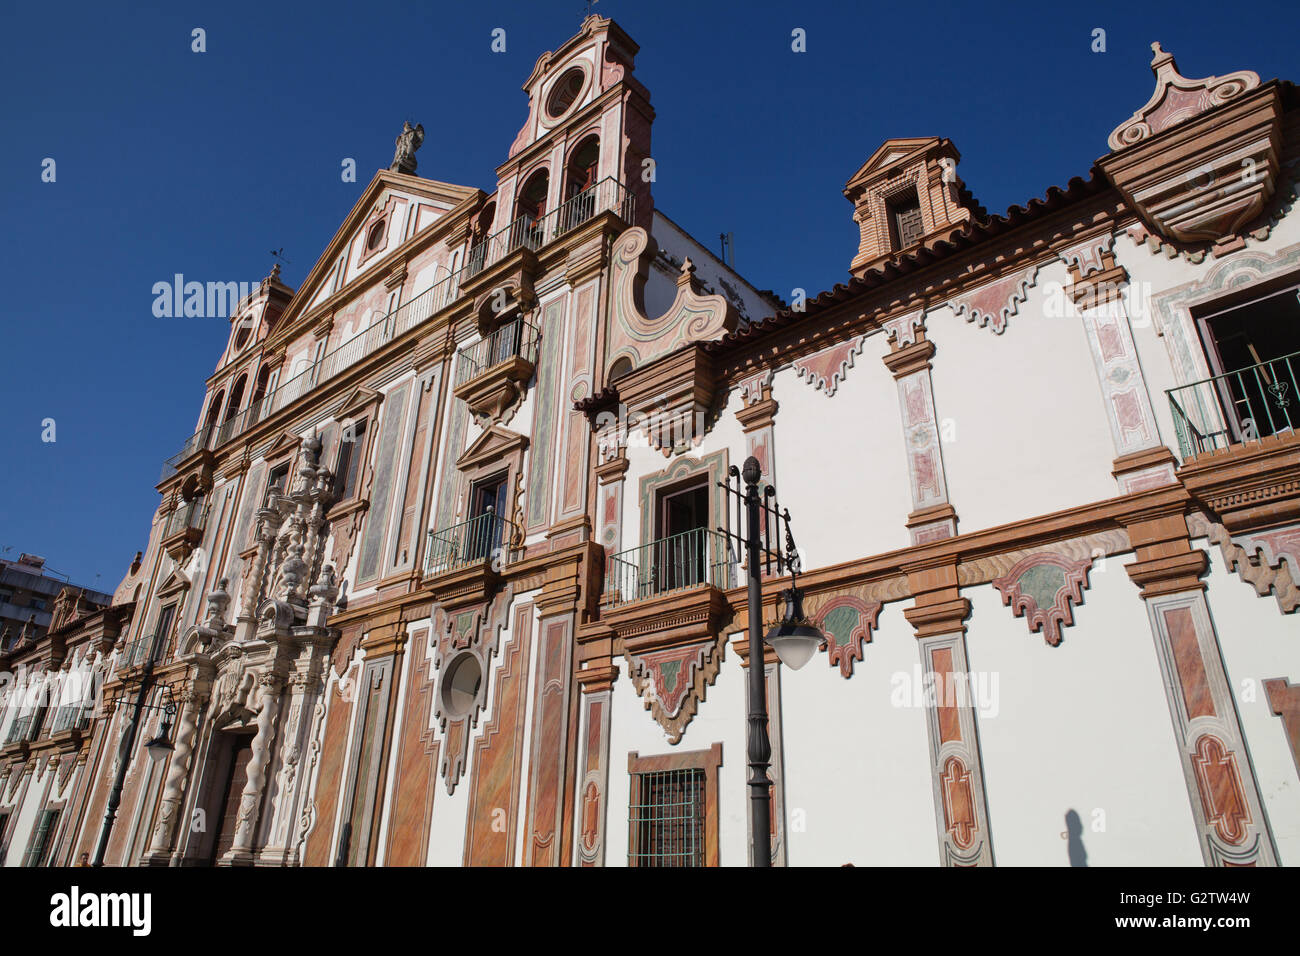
<box><xmin>11</xmin><ymin>18</ymin><xmax>1299</xmax><ymax>866</ymax></box>
<box><xmin>0</xmin><ymin>554</ymin><xmax>112</xmax><ymax>652</ymax></box>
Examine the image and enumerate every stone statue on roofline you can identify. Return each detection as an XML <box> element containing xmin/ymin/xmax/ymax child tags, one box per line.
<box><xmin>391</xmin><ymin>121</ymin><xmax>425</xmax><ymax>175</ymax></box>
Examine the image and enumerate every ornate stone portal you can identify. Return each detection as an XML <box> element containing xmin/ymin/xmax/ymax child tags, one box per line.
<box><xmin>143</xmin><ymin>436</ymin><xmax>343</xmax><ymax>866</ymax></box>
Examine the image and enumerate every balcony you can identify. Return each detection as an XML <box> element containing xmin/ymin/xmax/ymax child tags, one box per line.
<box><xmin>424</xmin><ymin>511</ymin><xmax>520</xmax><ymax>578</ymax></box>
<box><xmin>464</xmin><ymin>177</ymin><xmax>635</xmax><ymax>280</ymax></box>
<box><xmin>1168</xmin><ymin>350</ymin><xmax>1299</xmax><ymax>460</ymax></box>
<box><xmin>118</xmin><ymin>633</ymin><xmax>165</xmax><ymax>672</ymax></box>
<box><xmin>603</xmin><ymin>529</ymin><xmax>735</xmax><ymax>609</ymax></box>
<box><xmin>3</xmin><ymin>715</ymin><xmax>37</xmax><ymax>746</ymax></box>
<box><xmin>422</xmin><ymin>511</ymin><xmax>520</xmax><ymax>608</ymax></box>
<box><xmin>453</xmin><ymin>317</ymin><xmax>539</xmax><ymax>423</ymax></box>
<box><xmin>49</xmin><ymin>702</ymin><xmax>91</xmax><ymax>735</ymax></box>
<box><xmin>161</xmin><ymin>498</ymin><xmax>208</xmax><ymax>558</ymax></box>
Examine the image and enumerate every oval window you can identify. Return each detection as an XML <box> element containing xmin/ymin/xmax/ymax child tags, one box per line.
<box><xmin>441</xmin><ymin>652</ymin><xmax>483</xmax><ymax>718</ymax></box>
<box><xmin>545</xmin><ymin>67</ymin><xmax>585</xmax><ymax>119</ymax></box>
<box><xmin>366</xmin><ymin>220</ymin><xmax>386</xmax><ymax>251</ymax></box>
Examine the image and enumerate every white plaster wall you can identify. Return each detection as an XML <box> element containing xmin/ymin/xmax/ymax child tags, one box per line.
<box><xmin>1200</xmin><ymin>543</ymin><xmax>1300</xmax><ymax>865</ymax></box>
<box><xmin>928</xmin><ymin>261</ymin><xmax>1118</xmax><ymax>533</ymax></box>
<box><xmin>651</xmin><ymin>211</ymin><xmax>776</xmax><ymax>324</ymax></box>
<box><xmin>963</xmin><ymin>554</ymin><xmax>1204</xmax><ymax>866</ymax></box>
<box><xmin>771</xmin><ymin>332</ymin><xmax>914</xmax><ymax>569</ymax></box>
<box><xmin>780</xmin><ymin>602</ymin><xmax>939</xmax><ymax>865</ymax></box>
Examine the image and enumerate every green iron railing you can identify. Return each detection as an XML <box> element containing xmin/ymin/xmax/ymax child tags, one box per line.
<box><xmin>424</xmin><ymin>510</ymin><xmax>520</xmax><ymax>578</ymax></box>
<box><xmin>454</xmin><ymin>317</ymin><xmax>540</xmax><ymax>389</ymax></box>
<box><xmin>603</xmin><ymin>528</ymin><xmax>735</xmax><ymax>608</ymax></box>
<box><xmin>1167</xmin><ymin>349</ymin><xmax>1300</xmax><ymax>460</ymax></box>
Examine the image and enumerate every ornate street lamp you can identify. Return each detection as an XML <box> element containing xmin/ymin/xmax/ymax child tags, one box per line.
<box><xmin>144</xmin><ymin>702</ymin><xmax>177</xmax><ymax>764</ymax></box>
<box><xmin>721</xmin><ymin>456</ymin><xmax>825</xmax><ymax>867</ymax></box>
<box><xmin>92</xmin><ymin>629</ymin><xmax>179</xmax><ymax>866</ymax></box>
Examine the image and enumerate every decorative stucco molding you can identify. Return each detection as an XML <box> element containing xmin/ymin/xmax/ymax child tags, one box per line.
<box><xmin>948</xmin><ymin>264</ymin><xmax>1039</xmax><ymax>335</ymax></box>
<box><xmin>1107</xmin><ymin>43</ymin><xmax>1260</xmax><ymax>151</ymax></box>
<box><xmin>991</xmin><ymin>552</ymin><xmax>1093</xmax><ymax>646</ymax></box>
<box><xmin>809</xmin><ymin>594</ymin><xmax>881</xmax><ymax>678</ymax></box>
<box><xmin>793</xmin><ymin>335</ymin><xmax>866</xmax><ymax>397</ymax></box>
<box><xmin>607</xmin><ymin>227</ymin><xmax>737</xmax><ymax>371</ymax></box>
<box><xmin>627</xmin><ymin>635</ymin><xmax>725</xmax><ymax>744</ymax></box>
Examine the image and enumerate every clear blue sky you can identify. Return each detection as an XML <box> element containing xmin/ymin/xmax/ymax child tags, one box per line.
<box><xmin>1</xmin><ymin>0</ymin><xmax>1295</xmax><ymax>591</ymax></box>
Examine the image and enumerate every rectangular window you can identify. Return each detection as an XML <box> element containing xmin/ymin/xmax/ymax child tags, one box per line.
<box><xmin>655</xmin><ymin>482</ymin><xmax>710</xmax><ymax>592</ymax></box>
<box><xmin>627</xmin><ymin>744</ymin><xmax>721</xmax><ymax>867</ymax></box>
<box><xmin>629</xmin><ymin>768</ymin><xmax>706</xmax><ymax>867</ymax></box>
<box><xmin>0</xmin><ymin>812</ymin><xmax>9</xmax><ymax>865</ymax></box>
<box><xmin>265</xmin><ymin>463</ymin><xmax>290</xmax><ymax>504</ymax></box>
<box><xmin>334</xmin><ymin>419</ymin><xmax>368</xmax><ymax>500</ymax></box>
<box><xmin>888</xmin><ymin>190</ymin><xmax>925</xmax><ymax>250</ymax></box>
<box><xmin>467</xmin><ymin>474</ymin><xmax>508</xmax><ymax>561</ymax></box>
<box><xmin>24</xmin><ymin>809</ymin><xmax>60</xmax><ymax>867</ymax></box>
<box><xmin>1195</xmin><ymin>284</ymin><xmax>1300</xmax><ymax>444</ymax></box>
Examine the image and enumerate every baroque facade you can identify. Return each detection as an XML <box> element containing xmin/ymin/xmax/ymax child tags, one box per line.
<box><xmin>5</xmin><ymin>18</ymin><xmax>1299</xmax><ymax>866</ymax></box>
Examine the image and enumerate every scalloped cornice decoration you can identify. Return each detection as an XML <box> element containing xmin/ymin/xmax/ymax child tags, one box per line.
<box><xmin>949</xmin><ymin>265</ymin><xmax>1039</xmax><ymax>335</ymax></box>
<box><xmin>793</xmin><ymin>335</ymin><xmax>866</xmax><ymax>396</ymax></box>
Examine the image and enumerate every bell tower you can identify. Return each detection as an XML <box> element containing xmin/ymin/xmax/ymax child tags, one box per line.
<box><xmin>491</xmin><ymin>15</ymin><xmax>654</xmax><ymax>238</ymax></box>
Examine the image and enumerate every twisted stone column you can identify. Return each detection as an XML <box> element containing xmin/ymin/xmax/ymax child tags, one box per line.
<box><xmin>145</xmin><ymin>690</ymin><xmax>203</xmax><ymax>858</ymax></box>
<box><xmin>230</xmin><ymin>675</ymin><xmax>283</xmax><ymax>856</ymax></box>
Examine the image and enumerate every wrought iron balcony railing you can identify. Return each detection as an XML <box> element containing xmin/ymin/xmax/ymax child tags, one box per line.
<box><xmin>161</xmin><ymin>179</ymin><xmax>634</xmax><ymax>477</ymax></box>
<box><xmin>4</xmin><ymin>715</ymin><xmax>31</xmax><ymax>745</ymax></box>
<box><xmin>163</xmin><ymin>497</ymin><xmax>208</xmax><ymax>538</ymax></box>
<box><xmin>463</xmin><ymin>177</ymin><xmax>635</xmax><ymax>279</ymax></box>
<box><xmin>454</xmin><ymin>317</ymin><xmax>540</xmax><ymax>389</ymax></box>
<box><xmin>119</xmin><ymin>633</ymin><xmax>164</xmax><ymax>670</ymax></box>
<box><xmin>1168</xmin><ymin>350</ymin><xmax>1300</xmax><ymax>460</ymax></box>
<box><xmin>424</xmin><ymin>510</ymin><xmax>520</xmax><ymax>578</ymax></box>
<box><xmin>49</xmin><ymin>702</ymin><xmax>91</xmax><ymax>734</ymax></box>
<box><xmin>603</xmin><ymin>528</ymin><xmax>735</xmax><ymax>609</ymax></box>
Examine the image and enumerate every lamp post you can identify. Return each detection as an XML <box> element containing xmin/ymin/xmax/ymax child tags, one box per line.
<box><xmin>725</xmin><ymin>456</ymin><xmax>825</xmax><ymax>867</ymax></box>
<box><xmin>91</xmin><ymin>630</ymin><xmax>175</xmax><ymax>867</ymax></box>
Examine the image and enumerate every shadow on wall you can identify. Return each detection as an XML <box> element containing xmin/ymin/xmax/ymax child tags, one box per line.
<box><xmin>1064</xmin><ymin>808</ymin><xmax>1088</xmax><ymax>867</ymax></box>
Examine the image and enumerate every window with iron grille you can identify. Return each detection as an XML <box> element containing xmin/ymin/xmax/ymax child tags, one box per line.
<box><xmin>629</xmin><ymin>768</ymin><xmax>705</xmax><ymax>867</ymax></box>
<box><xmin>626</xmin><ymin>743</ymin><xmax>721</xmax><ymax>867</ymax></box>
<box><xmin>24</xmin><ymin>809</ymin><xmax>59</xmax><ymax>867</ymax></box>
<box><xmin>888</xmin><ymin>189</ymin><xmax>925</xmax><ymax>250</ymax></box>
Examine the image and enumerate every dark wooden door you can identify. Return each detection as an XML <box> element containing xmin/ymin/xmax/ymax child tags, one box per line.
<box><xmin>210</xmin><ymin>735</ymin><xmax>254</xmax><ymax>863</ymax></box>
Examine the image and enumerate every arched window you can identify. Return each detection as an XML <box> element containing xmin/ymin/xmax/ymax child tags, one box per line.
<box><xmin>564</xmin><ymin>136</ymin><xmax>600</xmax><ymax>230</ymax></box>
<box><xmin>204</xmin><ymin>390</ymin><xmax>225</xmax><ymax>430</ymax></box>
<box><xmin>608</xmin><ymin>356</ymin><xmax>634</xmax><ymax>382</ymax></box>
<box><xmin>251</xmin><ymin>364</ymin><xmax>272</xmax><ymax>408</ymax></box>
<box><xmin>567</xmin><ymin>136</ymin><xmax>600</xmax><ymax>198</ymax></box>
<box><xmin>517</xmin><ymin>170</ymin><xmax>549</xmax><ymax>221</ymax></box>
<box><xmin>516</xmin><ymin>171</ymin><xmax>550</xmax><ymax>251</ymax></box>
<box><xmin>224</xmin><ymin>375</ymin><xmax>247</xmax><ymax>422</ymax></box>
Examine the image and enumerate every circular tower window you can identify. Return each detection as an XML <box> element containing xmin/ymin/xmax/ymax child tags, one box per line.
<box><xmin>545</xmin><ymin>67</ymin><xmax>585</xmax><ymax>119</ymax></box>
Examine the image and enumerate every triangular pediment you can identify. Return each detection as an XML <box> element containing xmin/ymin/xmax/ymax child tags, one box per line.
<box><xmin>266</xmin><ymin>170</ymin><xmax>482</xmax><ymax>351</ymax></box>
<box><xmin>156</xmin><ymin>567</ymin><xmax>193</xmax><ymax>599</ymax></box>
<box><xmin>845</xmin><ymin>137</ymin><xmax>943</xmax><ymax>193</ymax></box>
<box><xmin>335</xmin><ymin>386</ymin><xmax>383</xmax><ymax>422</ymax></box>
<box><xmin>263</xmin><ymin>429</ymin><xmax>304</xmax><ymax>463</ymax></box>
<box><xmin>457</xmin><ymin>424</ymin><xmax>529</xmax><ymax>471</ymax></box>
